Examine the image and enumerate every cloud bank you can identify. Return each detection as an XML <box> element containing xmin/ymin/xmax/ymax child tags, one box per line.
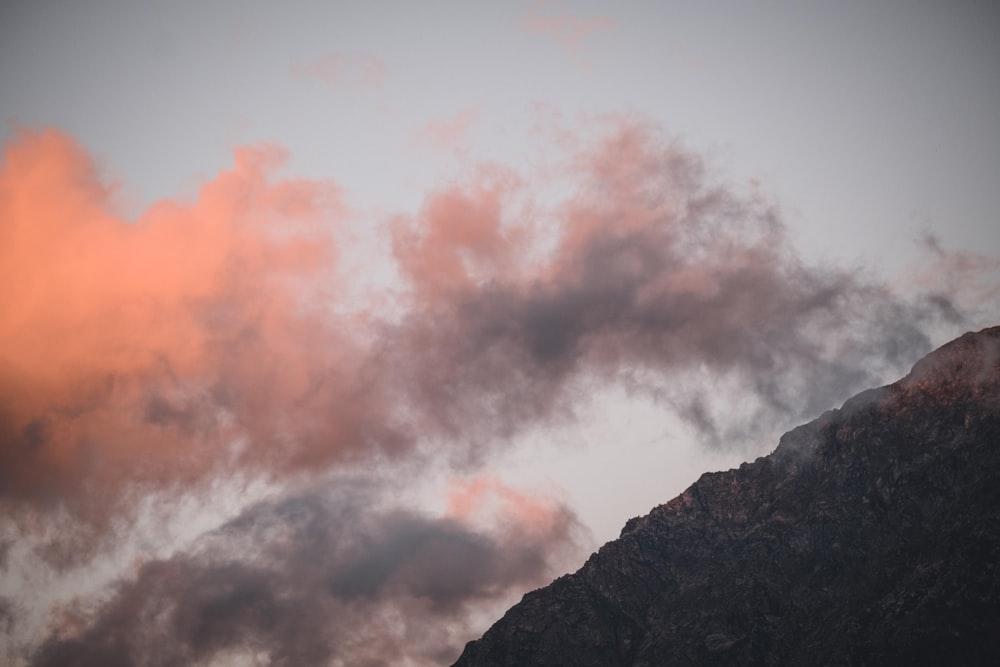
<box><xmin>0</xmin><ymin>118</ymin><xmax>984</xmax><ymax>665</ymax></box>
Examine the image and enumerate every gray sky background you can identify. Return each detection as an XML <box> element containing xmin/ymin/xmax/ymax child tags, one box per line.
<box><xmin>1</xmin><ymin>2</ymin><xmax>998</xmax><ymax>665</ymax></box>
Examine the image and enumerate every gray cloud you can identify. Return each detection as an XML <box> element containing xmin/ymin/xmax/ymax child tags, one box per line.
<box><xmin>381</xmin><ymin>122</ymin><xmax>958</xmax><ymax>451</ymax></box>
<box><xmin>28</xmin><ymin>484</ymin><xmax>582</xmax><ymax>667</ymax></box>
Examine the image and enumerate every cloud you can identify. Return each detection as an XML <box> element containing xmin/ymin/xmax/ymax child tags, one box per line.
<box><xmin>0</xmin><ymin>120</ymin><xmax>943</xmax><ymax>502</ymax></box>
<box><xmin>415</xmin><ymin>107</ymin><xmax>484</xmax><ymax>153</ymax></box>
<box><xmin>903</xmin><ymin>232</ymin><xmax>1000</xmax><ymax>322</ymax></box>
<box><xmin>27</xmin><ymin>481</ymin><xmax>581</xmax><ymax>667</ymax></box>
<box><xmin>291</xmin><ymin>53</ymin><xmax>386</xmax><ymax>89</ymax></box>
<box><xmin>0</xmin><ymin>129</ymin><xmax>399</xmax><ymax>536</ymax></box>
<box><xmin>0</xmin><ymin>117</ymin><xmax>983</xmax><ymax>665</ymax></box>
<box><xmin>382</xmin><ymin>118</ymin><xmax>955</xmax><ymax>450</ymax></box>
<box><xmin>519</xmin><ymin>0</ymin><xmax>616</xmax><ymax>52</ymax></box>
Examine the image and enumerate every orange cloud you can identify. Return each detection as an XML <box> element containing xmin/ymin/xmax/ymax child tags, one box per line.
<box><xmin>447</xmin><ymin>475</ymin><xmax>579</xmax><ymax>546</ymax></box>
<box><xmin>0</xmin><ymin>129</ymin><xmax>374</xmax><ymax>510</ymax></box>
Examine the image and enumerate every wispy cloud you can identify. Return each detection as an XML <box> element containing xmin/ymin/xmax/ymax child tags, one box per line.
<box><xmin>904</xmin><ymin>232</ymin><xmax>1000</xmax><ymax>319</ymax></box>
<box><xmin>415</xmin><ymin>107</ymin><xmax>484</xmax><ymax>153</ymax></box>
<box><xmin>291</xmin><ymin>53</ymin><xmax>386</xmax><ymax>89</ymax></box>
<box><xmin>519</xmin><ymin>0</ymin><xmax>615</xmax><ymax>52</ymax></box>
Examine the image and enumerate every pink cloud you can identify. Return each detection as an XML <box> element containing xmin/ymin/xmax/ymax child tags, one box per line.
<box><xmin>291</xmin><ymin>53</ymin><xmax>386</xmax><ymax>89</ymax></box>
<box><xmin>519</xmin><ymin>0</ymin><xmax>616</xmax><ymax>52</ymax></box>
<box><xmin>416</xmin><ymin>107</ymin><xmax>484</xmax><ymax>153</ymax></box>
<box><xmin>0</xmin><ymin>129</ymin><xmax>379</xmax><ymax>519</ymax></box>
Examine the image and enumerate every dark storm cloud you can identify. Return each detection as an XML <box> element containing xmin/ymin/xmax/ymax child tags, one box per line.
<box><xmin>29</xmin><ymin>484</ymin><xmax>581</xmax><ymax>667</ymax></box>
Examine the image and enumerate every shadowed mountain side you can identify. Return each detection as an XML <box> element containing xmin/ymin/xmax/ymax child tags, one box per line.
<box><xmin>453</xmin><ymin>326</ymin><xmax>1000</xmax><ymax>666</ymax></box>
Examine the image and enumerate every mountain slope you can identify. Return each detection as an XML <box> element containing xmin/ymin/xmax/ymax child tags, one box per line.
<box><xmin>453</xmin><ymin>326</ymin><xmax>1000</xmax><ymax>666</ymax></box>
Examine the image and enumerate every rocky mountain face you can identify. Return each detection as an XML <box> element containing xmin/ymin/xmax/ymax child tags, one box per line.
<box><xmin>453</xmin><ymin>326</ymin><xmax>1000</xmax><ymax>666</ymax></box>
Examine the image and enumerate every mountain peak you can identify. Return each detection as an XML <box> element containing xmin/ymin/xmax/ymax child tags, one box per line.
<box><xmin>900</xmin><ymin>325</ymin><xmax>1000</xmax><ymax>397</ymax></box>
<box><xmin>453</xmin><ymin>326</ymin><xmax>1000</xmax><ymax>666</ymax></box>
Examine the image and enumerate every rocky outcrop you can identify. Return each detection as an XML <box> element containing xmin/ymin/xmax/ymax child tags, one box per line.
<box><xmin>453</xmin><ymin>326</ymin><xmax>1000</xmax><ymax>666</ymax></box>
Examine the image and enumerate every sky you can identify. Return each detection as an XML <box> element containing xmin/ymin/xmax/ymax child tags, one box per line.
<box><xmin>1</xmin><ymin>1</ymin><xmax>999</xmax><ymax>665</ymax></box>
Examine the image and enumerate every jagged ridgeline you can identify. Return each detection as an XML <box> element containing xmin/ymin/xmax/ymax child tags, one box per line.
<box><xmin>454</xmin><ymin>326</ymin><xmax>1000</xmax><ymax>666</ymax></box>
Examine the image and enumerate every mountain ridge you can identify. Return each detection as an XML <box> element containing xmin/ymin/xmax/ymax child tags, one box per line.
<box><xmin>453</xmin><ymin>325</ymin><xmax>1000</xmax><ymax>666</ymax></box>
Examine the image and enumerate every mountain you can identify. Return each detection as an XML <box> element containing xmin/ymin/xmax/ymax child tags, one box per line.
<box><xmin>453</xmin><ymin>326</ymin><xmax>1000</xmax><ymax>666</ymax></box>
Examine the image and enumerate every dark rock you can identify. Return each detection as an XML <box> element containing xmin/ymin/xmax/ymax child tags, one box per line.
<box><xmin>453</xmin><ymin>326</ymin><xmax>1000</xmax><ymax>666</ymax></box>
